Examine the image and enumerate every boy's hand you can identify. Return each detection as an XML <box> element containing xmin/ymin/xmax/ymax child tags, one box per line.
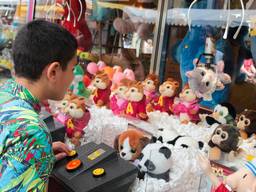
<box><xmin>52</xmin><ymin>141</ymin><xmax>71</xmax><ymax>161</ymax></box>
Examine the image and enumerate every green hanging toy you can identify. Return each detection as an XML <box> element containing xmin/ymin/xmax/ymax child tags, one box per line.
<box><xmin>70</xmin><ymin>65</ymin><xmax>91</xmax><ymax>98</ymax></box>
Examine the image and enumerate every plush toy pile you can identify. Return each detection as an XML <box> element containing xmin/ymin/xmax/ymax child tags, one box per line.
<box><xmin>44</xmin><ymin>54</ymin><xmax>256</xmax><ymax>192</ymax></box>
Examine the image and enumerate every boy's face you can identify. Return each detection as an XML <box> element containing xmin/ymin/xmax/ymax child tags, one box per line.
<box><xmin>46</xmin><ymin>55</ymin><xmax>77</xmax><ymax>100</ymax></box>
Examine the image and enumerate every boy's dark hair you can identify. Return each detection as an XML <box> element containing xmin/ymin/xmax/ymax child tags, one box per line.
<box><xmin>13</xmin><ymin>20</ymin><xmax>78</xmax><ymax>80</ymax></box>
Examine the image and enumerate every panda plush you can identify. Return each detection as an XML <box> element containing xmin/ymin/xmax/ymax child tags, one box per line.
<box><xmin>137</xmin><ymin>142</ymin><xmax>172</xmax><ymax>182</ymax></box>
<box><xmin>154</xmin><ymin>128</ymin><xmax>204</xmax><ymax>150</ymax></box>
<box><xmin>204</xmin><ymin>103</ymin><xmax>236</xmax><ymax>126</ymax></box>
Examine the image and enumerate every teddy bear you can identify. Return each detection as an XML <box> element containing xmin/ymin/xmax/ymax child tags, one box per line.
<box><xmin>149</xmin><ymin>78</ymin><xmax>179</xmax><ymax>115</ymax></box>
<box><xmin>92</xmin><ymin>71</ymin><xmax>112</xmax><ymax>107</ymax></box>
<box><xmin>173</xmin><ymin>84</ymin><xmax>200</xmax><ymax>124</ymax></box>
<box><xmin>114</xmin><ymin>129</ymin><xmax>150</xmax><ymax>161</ymax></box>
<box><xmin>124</xmin><ymin>81</ymin><xmax>148</xmax><ymax>120</ymax></box>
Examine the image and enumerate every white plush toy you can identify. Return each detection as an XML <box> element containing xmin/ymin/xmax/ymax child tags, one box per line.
<box><xmin>155</xmin><ymin>127</ymin><xmax>204</xmax><ymax>150</ymax></box>
<box><xmin>137</xmin><ymin>142</ymin><xmax>172</xmax><ymax>182</ymax></box>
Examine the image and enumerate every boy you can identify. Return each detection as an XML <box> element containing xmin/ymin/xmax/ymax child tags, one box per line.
<box><xmin>0</xmin><ymin>20</ymin><xmax>78</xmax><ymax>191</ymax></box>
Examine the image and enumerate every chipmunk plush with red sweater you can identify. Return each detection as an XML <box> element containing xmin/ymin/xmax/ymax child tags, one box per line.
<box><xmin>92</xmin><ymin>71</ymin><xmax>112</xmax><ymax>107</ymax></box>
<box><xmin>125</xmin><ymin>81</ymin><xmax>148</xmax><ymax>120</ymax></box>
<box><xmin>65</xmin><ymin>96</ymin><xmax>90</xmax><ymax>147</ymax></box>
<box><xmin>150</xmin><ymin>78</ymin><xmax>179</xmax><ymax>114</ymax></box>
<box><xmin>110</xmin><ymin>78</ymin><xmax>133</xmax><ymax>115</ymax></box>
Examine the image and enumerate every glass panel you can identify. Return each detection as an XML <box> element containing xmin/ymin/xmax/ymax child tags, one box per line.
<box><xmin>34</xmin><ymin>0</ymin><xmax>160</xmax><ymax>81</ymax></box>
<box><xmin>0</xmin><ymin>0</ymin><xmax>29</xmax><ymax>83</ymax></box>
<box><xmin>161</xmin><ymin>0</ymin><xmax>256</xmax><ymax>112</ymax></box>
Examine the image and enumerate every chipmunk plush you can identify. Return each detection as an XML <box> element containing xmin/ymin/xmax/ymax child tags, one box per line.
<box><xmin>55</xmin><ymin>91</ymin><xmax>77</xmax><ymax>124</ymax></box>
<box><xmin>150</xmin><ymin>78</ymin><xmax>179</xmax><ymax>114</ymax></box>
<box><xmin>65</xmin><ymin>96</ymin><xmax>91</xmax><ymax>147</ymax></box>
<box><xmin>236</xmin><ymin>109</ymin><xmax>256</xmax><ymax>139</ymax></box>
<box><xmin>92</xmin><ymin>71</ymin><xmax>112</xmax><ymax>107</ymax></box>
<box><xmin>124</xmin><ymin>81</ymin><xmax>148</xmax><ymax>120</ymax></box>
<box><xmin>142</xmin><ymin>74</ymin><xmax>159</xmax><ymax>105</ymax></box>
<box><xmin>173</xmin><ymin>85</ymin><xmax>200</xmax><ymax>124</ymax></box>
<box><xmin>114</xmin><ymin>129</ymin><xmax>150</xmax><ymax>161</ymax></box>
<box><xmin>110</xmin><ymin>78</ymin><xmax>133</xmax><ymax>115</ymax></box>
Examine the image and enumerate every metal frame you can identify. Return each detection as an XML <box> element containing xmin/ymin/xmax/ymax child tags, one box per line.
<box><xmin>27</xmin><ymin>0</ymin><xmax>36</xmax><ymax>22</ymax></box>
<box><xmin>149</xmin><ymin>0</ymin><xmax>170</xmax><ymax>82</ymax></box>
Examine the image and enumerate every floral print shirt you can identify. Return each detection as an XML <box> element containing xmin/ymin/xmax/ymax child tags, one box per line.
<box><xmin>0</xmin><ymin>79</ymin><xmax>55</xmax><ymax>192</ymax></box>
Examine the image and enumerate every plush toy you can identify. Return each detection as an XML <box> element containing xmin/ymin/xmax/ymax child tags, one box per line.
<box><xmin>142</xmin><ymin>74</ymin><xmax>159</xmax><ymax>105</ymax></box>
<box><xmin>236</xmin><ymin>109</ymin><xmax>256</xmax><ymax>139</ymax></box>
<box><xmin>240</xmin><ymin>49</ymin><xmax>256</xmax><ymax>84</ymax></box>
<box><xmin>92</xmin><ymin>71</ymin><xmax>112</xmax><ymax>107</ymax></box>
<box><xmin>150</xmin><ymin>78</ymin><xmax>179</xmax><ymax>114</ymax></box>
<box><xmin>86</xmin><ymin>61</ymin><xmax>106</xmax><ymax>76</ymax></box>
<box><xmin>55</xmin><ymin>91</ymin><xmax>77</xmax><ymax>124</ymax></box>
<box><xmin>198</xmin><ymin>154</ymin><xmax>256</xmax><ymax>192</ymax></box>
<box><xmin>110</xmin><ymin>78</ymin><xmax>133</xmax><ymax>115</ymax></box>
<box><xmin>208</xmin><ymin>124</ymin><xmax>241</xmax><ymax>161</ymax></box>
<box><xmin>114</xmin><ymin>129</ymin><xmax>150</xmax><ymax>161</ymax></box>
<box><xmin>62</xmin><ymin>0</ymin><xmax>92</xmax><ymax>51</ymax></box>
<box><xmin>173</xmin><ymin>85</ymin><xmax>200</xmax><ymax>124</ymax></box>
<box><xmin>112</xmin><ymin>67</ymin><xmax>135</xmax><ymax>91</ymax></box>
<box><xmin>201</xmin><ymin>103</ymin><xmax>236</xmax><ymax>126</ymax></box>
<box><xmin>174</xmin><ymin>17</ymin><xmax>232</xmax><ymax>108</ymax></box>
<box><xmin>154</xmin><ymin>127</ymin><xmax>204</xmax><ymax>150</ymax></box>
<box><xmin>123</xmin><ymin>69</ymin><xmax>136</xmax><ymax>81</ymax></box>
<box><xmin>124</xmin><ymin>81</ymin><xmax>148</xmax><ymax>120</ymax></box>
<box><xmin>186</xmin><ymin>58</ymin><xmax>231</xmax><ymax>101</ymax></box>
<box><xmin>69</xmin><ymin>64</ymin><xmax>91</xmax><ymax>98</ymax></box>
<box><xmin>65</xmin><ymin>96</ymin><xmax>90</xmax><ymax>147</ymax></box>
<box><xmin>87</xmin><ymin>62</ymin><xmax>99</xmax><ymax>76</ymax></box>
<box><xmin>137</xmin><ymin>142</ymin><xmax>172</xmax><ymax>182</ymax></box>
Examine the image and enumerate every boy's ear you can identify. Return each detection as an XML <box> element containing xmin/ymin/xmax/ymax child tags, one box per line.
<box><xmin>46</xmin><ymin>62</ymin><xmax>61</xmax><ymax>81</ymax></box>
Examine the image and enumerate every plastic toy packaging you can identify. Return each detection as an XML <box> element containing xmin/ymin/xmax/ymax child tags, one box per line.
<box><xmin>240</xmin><ymin>49</ymin><xmax>256</xmax><ymax>85</ymax></box>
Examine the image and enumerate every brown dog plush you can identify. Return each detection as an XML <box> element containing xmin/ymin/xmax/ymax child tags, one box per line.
<box><xmin>92</xmin><ymin>71</ymin><xmax>112</xmax><ymax>107</ymax></box>
<box><xmin>114</xmin><ymin>129</ymin><xmax>150</xmax><ymax>161</ymax></box>
<box><xmin>236</xmin><ymin>109</ymin><xmax>256</xmax><ymax>139</ymax></box>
